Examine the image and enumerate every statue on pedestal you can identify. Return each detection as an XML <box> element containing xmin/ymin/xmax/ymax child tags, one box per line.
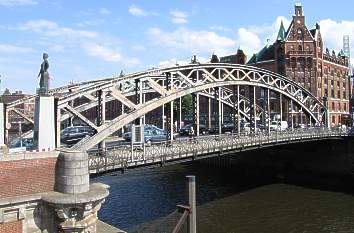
<box><xmin>38</xmin><ymin>53</ymin><xmax>49</xmax><ymax>96</ymax></box>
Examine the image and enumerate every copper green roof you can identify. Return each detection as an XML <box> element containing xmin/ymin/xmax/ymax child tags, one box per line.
<box><xmin>276</xmin><ymin>20</ymin><xmax>286</xmax><ymax>42</ymax></box>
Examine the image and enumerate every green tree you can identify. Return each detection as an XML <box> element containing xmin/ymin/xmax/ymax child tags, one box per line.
<box><xmin>173</xmin><ymin>94</ymin><xmax>193</xmax><ymax>115</ymax></box>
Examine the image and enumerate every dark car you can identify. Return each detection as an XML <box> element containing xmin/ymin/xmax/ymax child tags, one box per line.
<box><xmin>9</xmin><ymin>138</ymin><xmax>34</xmax><ymax>150</ymax></box>
<box><xmin>179</xmin><ymin>124</ymin><xmax>207</xmax><ymax>136</ymax></box>
<box><xmin>221</xmin><ymin>123</ymin><xmax>235</xmax><ymax>133</ymax></box>
<box><xmin>60</xmin><ymin>126</ymin><xmax>96</xmax><ymax>144</ymax></box>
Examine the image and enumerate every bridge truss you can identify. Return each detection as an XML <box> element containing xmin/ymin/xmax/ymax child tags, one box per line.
<box><xmin>5</xmin><ymin>63</ymin><xmax>327</xmax><ymax>150</ymax></box>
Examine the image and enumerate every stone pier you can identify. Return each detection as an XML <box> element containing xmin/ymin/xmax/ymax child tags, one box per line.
<box><xmin>0</xmin><ymin>149</ymin><xmax>109</xmax><ymax>233</ymax></box>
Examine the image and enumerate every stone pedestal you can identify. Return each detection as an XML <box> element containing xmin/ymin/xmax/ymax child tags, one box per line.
<box><xmin>34</xmin><ymin>96</ymin><xmax>57</xmax><ymax>151</ymax></box>
<box><xmin>42</xmin><ymin>183</ymin><xmax>109</xmax><ymax>233</ymax></box>
<box><xmin>42</xmin><ymin>149</ymin><xmax>109</xmax><ymax>233</ymax></box>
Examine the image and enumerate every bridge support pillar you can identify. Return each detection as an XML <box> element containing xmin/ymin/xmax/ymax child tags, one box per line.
<box><xmin>33</xmin><ymin>96</ymin><xmax>57</xmax><ymax>151</ymax></box>
<box><xmin>0</xmin><ymin>103</ymin><xmax>4</xmax><ymax>147</ymax></box>
<box><xmin>43</xmin><ymin>149</ymin><xmax>109</xmax><ymax>233</ymax></box>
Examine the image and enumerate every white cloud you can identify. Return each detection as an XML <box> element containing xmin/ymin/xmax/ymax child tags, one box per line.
<box><xmin>0</xmin><ymin>0</ymin><xmax>37</xmax><ymax>6</ymax></box>
<box><xmin>319</xmin><ymin>19</ymin><xmax>354</xmax><ymax>57</ymax></box>
<box><xmin>209</xmin><ymin>25</ymin><xmax>233</xmax><ymax>32</ymax></box>
<box><xmin>147</xmin><ymin>27</ymin><xmax>235</xmax><ymax>55</ymax></box>
<box><xmin>99</xmin><ymin>7</ymin><xmax>110</xmax><ymax>15</ymax></box>
<box><xmin>0</xmin><ymin>44</ymin><xmax>35</xmax><ymax>53</ymax></box>
<box><xmin>76</xmin><ymin>19</ymin><xmax>105</xmax><ymax>27</ymax></box>
<box><xmin>129</xmin><ymin>4</ymin><xmax>146</xmax><ymax>17</ymax></box>
<box><xmin>83</xmin><ymin>43</ymin><xmax>140</xmax><ymax>67</ymax></box>
<box><xmin>172</xmin><ymin>17</ymin><xmax>188</xmax><ymax>24</ymax></box>
<box><xmin>18</xmin><ymin>19</ymin><xmax>139</xmax><ymax>67</ymax></box>
<box><xmin>20</xmin><ymin>20</ymin><xmax>97</xmax><ymax>39</ymax></box>
<box><xmin>237</xmin><ymin>28</ymin><xmax>262</xmax><ymax>54</ymax></box>
<box><xmin>170</xmin><ymin>10</ymin><xmax>188</xmax><ymax>24</ymax></box>
<box><xmin>131</xmin><ymin>45</ymin><xmax>145</xmax><ymax>51</ymax></box>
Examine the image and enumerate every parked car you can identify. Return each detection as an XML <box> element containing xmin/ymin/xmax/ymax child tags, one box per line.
<box><xmin>270</xmin><ymin>121</ymin><xmax>289</xmax><ymax>131</ymax></box>
<box><xmin>9</xmin><ymin>138</ymin><xmax>34</xmax><ymax>151</ymax></box>
<box><xmin>179</xmin><ymin>124</ymin><xmax>207</xmax><ymax>136</ymax></box>
<box><xmin>60</xmin><ymin>126</ymin><xmax>96</xmax><ymax>144</ymax></box>
<box><xmin>123</xmin><ymin>125</ymin><xmax>168</xmax><ymax>145</ymax></box>
<box><xmin>221</xmin><ymin>123</ymin><xmax>235</xmax><ymax>133</ymax></box>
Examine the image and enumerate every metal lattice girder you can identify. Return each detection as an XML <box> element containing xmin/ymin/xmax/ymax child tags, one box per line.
<box><xmin>8</xmin><ymin>108</ymin><xmax>34</xmax><ymax>124</ymax></box>
<box><xmin>66</xmin><ymin>64</ymin><xmax>325</xmax><ymax>150</ymax></box>
<box><xmin>8</xmin><ymin>63</ymin><xmax>325</xmax><ymax>149</ymax></box>
<box><xmin>63</xmin><ymin>104</ymin><xmax>98</xmax><ymax>130</ymax></box>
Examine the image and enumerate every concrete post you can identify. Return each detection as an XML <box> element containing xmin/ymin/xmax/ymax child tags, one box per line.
<box><xmin>186</xmin><ymin>175</ymin><xmax>196</xmax><ymax>233</ymax></box>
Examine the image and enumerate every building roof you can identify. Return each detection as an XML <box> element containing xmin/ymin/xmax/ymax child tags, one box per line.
<box><xmin>247</xmin><ymin>42</ymin><xmax>275</xmax><ymax>64</ymax></box>
<box><xmin>276</xmin><ymin>20</ymin><xmax>286</xmax><ymax>42</ymax></box>
<box><xmin>220</xmin><ymin>54</ymin><xmax>236</xmax><ymax>63</ymax></box>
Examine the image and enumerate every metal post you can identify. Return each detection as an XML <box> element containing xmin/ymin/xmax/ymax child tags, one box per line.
<box><xmin>253</xmin><ymin>86</ymin><xmax>257</xmax><ymax>133</ymax></box>
<box><xmin>162</xmin><ymin>104</ymin><xmax>165</xmax><ymax>130</ymax></box>
<box><xmin>280</xmin><ymin>93</ymin><xmax>283</xmax><ymax>121</ymax></box>
<box><xmin>170</xmin><ymin>100</ymin><xmax>174</xmax><ymax>144</ymax></box>
<box><xmin>179</xmin><ymin>97</ymin><xmax>182</xmax><ymax>130</ymax></box>
<box><xmin>232</xmin><ymin>85</ymin><xmax>236</xmax><ymax>134</ymax></box>
<box><xmin>165</xmin><ymin>73</ymin><xmax>171</xmax><ymax>142</ymax></box>
<box><xmin>267</xmin><ymin>89</ymin><xmax>270</xmax><ymax>134</ymax></box>
<box><xmin>214</xmin><ymin>87</ymin><xmax>219</xmax><ymax>134</ymax></box>
<box><xmin>208</xmin><ymin>97</ymin><xmax>212</xmax><ymax>129</ymax></box>
<box><xmin>186</xmin><ymin>175</ymin><xmax>196</xmax><ymax>233</ymax></box>
<box><xmin>218</xmin><ymin>87</ymin><xmax>222</xmax><ymax>135</ymax></box>
<box><xmin>237</xmin><ymin>85</ymin><xmax>240</xmax><ymax>136</ymax></box>
<box><xmin>291</xmin><ymin>99</ymin><xmax>294</xmax><ymax>131</ymax></box>
<box><xmin>196</xmin><ymin>94</ymin><xmax>200</xmax><ymax>136</ymax></box>
<box><xmin>101</xmin><ymin>90</ymin><xmax>106</xmax><ymax>151</ymax></box>
<box><xmin>121</xmin><ymin>104</ymin><xmax>125</xmax><ymax>134</ymax></box>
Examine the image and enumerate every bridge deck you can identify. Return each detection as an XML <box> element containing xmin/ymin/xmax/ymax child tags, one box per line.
<box><xmin>88</xmin><ymin>129</ymin><xmax>348</xmax><ymax>175</ymax></box>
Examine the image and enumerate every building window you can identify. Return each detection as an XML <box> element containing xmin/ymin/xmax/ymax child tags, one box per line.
<box><xmin>298</xmin><ymin>45</ymin><xmax>303</xmax><ymax>51</ymax></box>
<box><xmin>298</xmin><ymin>57</ymin><xmax>305</xmax><ymax>71</ymax></box>
<box><xmin>307</xmin><ymin>57</ymin><xmax>312</xmax><ymax>68</ymax></box>
<box><xmin>297</xmin><ymin>28</ymin><xmax>304</xmax><ymax>40</ymax></box>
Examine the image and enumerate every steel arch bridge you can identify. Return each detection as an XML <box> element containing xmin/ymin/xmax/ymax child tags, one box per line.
<box><xmin>6</xmin><ymin>63</ymin><xmax>326</xmax><ymax>150</ymax></box>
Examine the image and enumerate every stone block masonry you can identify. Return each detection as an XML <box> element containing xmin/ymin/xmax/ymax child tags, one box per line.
<box><xmin>0</xmin><ymin>157</ymin><xmax>57</xmax><ymax>199</ymax></box>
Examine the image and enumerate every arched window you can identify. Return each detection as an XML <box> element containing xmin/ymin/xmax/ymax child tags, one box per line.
<box><xmin>297</xmin><ymin>28</ymin><xmax>304</xmax><ymax>40</ymax></box>
<box><xmin>298</xmin><ymin>45</ymin><xmax>302</xmax><ymax>51</ymax></box>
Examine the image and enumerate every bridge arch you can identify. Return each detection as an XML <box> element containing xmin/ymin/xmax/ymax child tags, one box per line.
<box><xmin>75</xmin><ymin>76</ymin><xmax>324</xmax><ymax>150</ymax></box>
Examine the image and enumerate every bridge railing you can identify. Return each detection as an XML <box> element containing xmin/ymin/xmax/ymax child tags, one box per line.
<box><xmin>88</xmin><ymin>128</ymin><xmax>348</xmax><ymax>174</ymax></box>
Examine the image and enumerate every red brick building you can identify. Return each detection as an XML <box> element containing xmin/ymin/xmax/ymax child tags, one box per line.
<box><xmin>224</xmin><ymin>4</ymin><xmax>351</xmax><ymax>126</ymax></box>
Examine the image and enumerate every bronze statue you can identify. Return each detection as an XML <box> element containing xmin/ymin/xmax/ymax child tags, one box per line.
<box><xmin>38</xmin><ymin>53</ymin><xmax>49</xmax><ymax>96</ymax></box>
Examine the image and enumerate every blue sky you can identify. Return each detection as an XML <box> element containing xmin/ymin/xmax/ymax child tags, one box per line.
<box><xmin>0</xmin><ymin>0</ymin><xmax>353</xmax><ymax>93</ymax></box>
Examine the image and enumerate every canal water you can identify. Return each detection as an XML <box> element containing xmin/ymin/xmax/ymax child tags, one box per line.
<box><xmin>93</xmin><ymin>140</ymin><xmax>354</xmax><ymax>232</ymax></box>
